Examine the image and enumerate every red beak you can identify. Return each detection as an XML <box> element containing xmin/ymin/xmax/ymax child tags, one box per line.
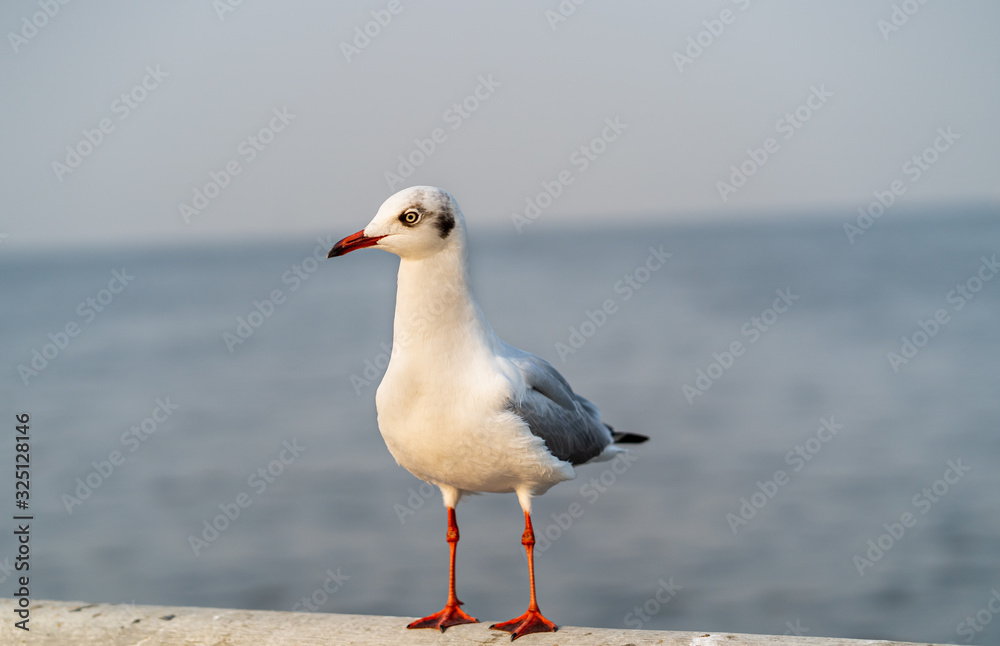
<box><xmin>327</xmin><ymin>230</ymin><xmax>386</xmax><ymax>258</ymax></box>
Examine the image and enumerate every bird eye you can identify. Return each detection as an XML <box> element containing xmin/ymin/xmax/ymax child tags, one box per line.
<box><xmin>400</xmin><ymin>210</ymin><xmax>422</xmax><ymax>226</ymax></box>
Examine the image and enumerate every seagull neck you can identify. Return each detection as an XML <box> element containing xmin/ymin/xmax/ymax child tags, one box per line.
<box><xmin>393</xmin><ymin>240</ymin><xmax>491</xmax><ymax>350</ymax></box>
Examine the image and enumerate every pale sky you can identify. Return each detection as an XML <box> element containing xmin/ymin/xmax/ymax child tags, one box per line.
<box><xmin>1</xmin><ymin>1</ymin><xmax>998</xmax><ymax>249</ymax></box>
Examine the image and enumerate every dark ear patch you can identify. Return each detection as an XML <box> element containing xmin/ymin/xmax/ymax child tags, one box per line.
<box><xmin>435</xmin><ymin>212</ymin><xmax>455</xmax><ymax>239</ymax></box>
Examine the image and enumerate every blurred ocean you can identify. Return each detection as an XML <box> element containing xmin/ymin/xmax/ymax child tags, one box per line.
<box><xmin>2</xmin><ymin>209</ymin><xmax>999</xmax><ymax>644</ymax></box>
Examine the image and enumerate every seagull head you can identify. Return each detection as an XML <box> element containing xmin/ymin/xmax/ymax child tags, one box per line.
<box><xmin>328</xmin><ymin>186</ymin><xmax>463</xmax><ymax>260</ymax></box>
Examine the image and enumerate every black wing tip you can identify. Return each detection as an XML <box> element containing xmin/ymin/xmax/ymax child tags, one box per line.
<box><xmin>611</xmin><ymin>431</ymin><xmax>649</xmax><ymax>444</ymax></box>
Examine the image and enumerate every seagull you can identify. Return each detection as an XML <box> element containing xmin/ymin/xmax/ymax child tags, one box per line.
<box><xmin>327</xmin><ymin>186</ymin><xmax>647</xmax><ymax>640</ymax></box>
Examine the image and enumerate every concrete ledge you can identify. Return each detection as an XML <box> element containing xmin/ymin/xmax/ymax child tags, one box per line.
<box><xmin>0</xmin><ymin>600</ymin><xmax>956</xmax><ymax>646</ymax></box>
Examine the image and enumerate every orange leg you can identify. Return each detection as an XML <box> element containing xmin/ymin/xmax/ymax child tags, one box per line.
<box><xmin>407</xmin><ymin>507</ymin><xmax>478</xmax><ymax>631</ymax></box>
<box><xmin>490</xmin><ymin>511</ymin><xmax>558</xmax><ymax>640</ymax></box>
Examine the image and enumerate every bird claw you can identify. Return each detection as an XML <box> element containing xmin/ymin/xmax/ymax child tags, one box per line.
<box><xmin>490</xmin><ymin>608</ymin><xmax>558</xmax><ymax>640</ymax></box>
<box><xmin>407</xmin><ymin>602</ymin><xmax>478</xmax><ymax>631</ymax></box>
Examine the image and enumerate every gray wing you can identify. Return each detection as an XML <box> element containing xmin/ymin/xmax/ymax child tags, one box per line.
<box><xmin>503</xmin><ymin>346</ymin><xmax>613</xmax><ymax>466</ymax></box>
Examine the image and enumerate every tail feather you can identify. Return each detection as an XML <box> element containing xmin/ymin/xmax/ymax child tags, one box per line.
<box><xmin>606</xmin><ymin>424</ymin><xmax>649</xmax><ymax>444</ymax></box>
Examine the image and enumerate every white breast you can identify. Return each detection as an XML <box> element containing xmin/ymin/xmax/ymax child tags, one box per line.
<box><xmin>371</xmin><ymin>231</ymin><xmax>575</xmax><ymax>497</ymax></box>
<box><xmin>375</xmin><ymin>338</ymin><xmax>574</xmax><ymax>496</ymax></box>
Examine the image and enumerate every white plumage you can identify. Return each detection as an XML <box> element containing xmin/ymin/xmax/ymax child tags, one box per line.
<box><xmin>327</xmin><ymin>186</ymin><xmax>646</xmax><ymax>639</ymax></box>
